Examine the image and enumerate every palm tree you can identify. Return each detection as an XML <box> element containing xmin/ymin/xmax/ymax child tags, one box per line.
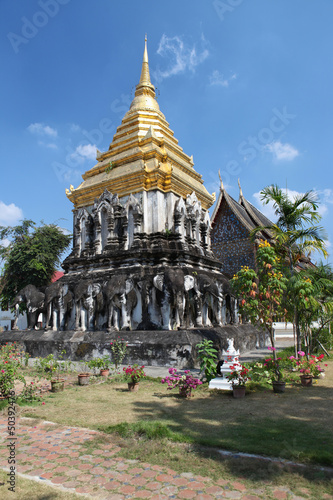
<box><xmin>251</xmin><ymin>185</ymin><xmax>328</xmax><ymax>351</ymax></box>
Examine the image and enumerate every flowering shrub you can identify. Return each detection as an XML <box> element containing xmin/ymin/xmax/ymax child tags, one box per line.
<box><xmin>123</xmin><ymin>364</ymin><xmax>146</xmax><ymax>384</ymax></box>
<box><xmin>0</xmin><ymin>343</ymin><xmax>26</xmax><ymax>398</ymax></box>
<box><xmin>110</xmin><ymin>338</ymin><xmax>128</xmax><ymax>369</ymax></box>
<box><xmin>227</xmin><ymin>364</ymin><xmax>251</xmax><ymax>387</ymax></box>
<box><xmin>161</xmin><ymin>368</ymin><xmax>202</xmax><ymax>397</ymax></box>
<box><xmin>295</xmin><ymin>351</ymin><xmax>326</xmax><ymax>377</ymax></box>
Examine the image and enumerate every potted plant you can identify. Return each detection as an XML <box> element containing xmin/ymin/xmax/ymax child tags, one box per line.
<box><xmin>161</xmin><ymin>368</ymin><xmax>202</xmax><ymax>398</ymax></box>
<box><xmin>226</xmin><ymin>364</ymin><xmax>251</xmax><ymax>398</ymax></box>
<box><xmin>123</xmin><ymin>364</ymin><xmax>146</xmax><ymax>391</ymax></box>
<box><xmin>87</xmin><ymin>355</ymin><xmax>111</xmax><ymax>377</ymax></box>
<box><xmin>35</xmin><ymin>350</ymin><xmax>71</xmax><ymax>392</ymax></box>
<box><xmin>110</xmin><ymin>338</ymin><xmax>128</xmax><ymax>370</ymax></box>
<box><xmin>262</xmin><ymin>349</ymin><xmax>286</xmax><ymax>393</ymax></box>
<box><xmin>295</xmin><ymin>351</ymin><xmax>325</xmax><ymax>386</ymax></box>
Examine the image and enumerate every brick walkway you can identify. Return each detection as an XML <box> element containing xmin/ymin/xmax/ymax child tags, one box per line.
<box><xmin>0</xmin><ymin>417</ymin><xmax>330</xmax><ymax>499</ymax></box>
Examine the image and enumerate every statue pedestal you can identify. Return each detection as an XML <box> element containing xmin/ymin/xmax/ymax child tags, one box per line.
<box><xmin>209</xmin><ymin>338</ymin><xmax>241</xmax><ymax>391</ymax></box>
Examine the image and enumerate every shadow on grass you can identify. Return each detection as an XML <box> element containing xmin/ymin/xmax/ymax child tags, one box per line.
<box><xmin>99</xmin><ymin>382</ymin><xmax>333</xmax><ymax>486</ymax></box>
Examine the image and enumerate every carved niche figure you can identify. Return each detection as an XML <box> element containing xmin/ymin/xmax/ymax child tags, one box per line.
<box><xmin>73</xmin><ymin>281</ymin><xmax>102</xmax><ymax>331</ymax></box>
<box><xmin>102</xmin><ymin>274</ymin><xmax>138</xmax><ymax>331</ymax></box>
<box><xmin>10</xmin><ymin>284</ymin><xmax>45</xmax><ymax>330</ymax></box>
<box><xmin>44</xmin><ymin>282</ymin><xmax>73</xmax><ymax>331</ymax></box>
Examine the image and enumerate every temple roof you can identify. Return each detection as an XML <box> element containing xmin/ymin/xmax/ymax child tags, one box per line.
<box><xmin>211</xmin><ymin>177</ymin><xmax>272</xmax><ymax>240</ymax></box>
<box><xmin>66</xmin><ymin>38</ymin><xmax>215</xmax><ymax>210</ymax></box>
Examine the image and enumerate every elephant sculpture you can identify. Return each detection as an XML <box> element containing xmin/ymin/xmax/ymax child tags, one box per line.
<box><xmin>153</xmin><ymin>269</ymin><xmax>195</xmax><ymax>330</ymax></box>
<box><xmin>44</xmin><ymin>281</ymin><xmax>73</xmax><ymax>331</ymax></box>
<box><xmin>193</xmin><ymin>274</ymin><xmax>225</xmax><ymax>327</ymax></box>
<box><xmin>10</xmin><ymin>284</ymin><xmax>45</xmax><ymax>330</ymax></box>
<box><xmin>102</xmin><ymin>274</ymin><xmax>138</xmax><ymax>331</ymax></box>
<box><xmin>74</xmin><ymin>281</ymin><xmax>102</xmax><ymax>331</ymax></box>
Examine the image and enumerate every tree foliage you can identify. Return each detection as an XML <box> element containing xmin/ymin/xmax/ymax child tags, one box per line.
<box><xmin>231</xmin><ymin>240</ymin><xmax>288</xmax><ymax>347</ymax></box>
<box><xmin>0</xmin><ymin>220</ymin><xmax>71</xmax><ymax>309</ymax></box>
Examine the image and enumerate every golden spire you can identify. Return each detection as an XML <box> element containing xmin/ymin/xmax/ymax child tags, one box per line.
<box><xmin>138</xmin><ymin>34</ymin><xmax>151</xmax><ymax>86</ymax></box>
<box><xmin>129</xmin><ymin>35</ymin><xmax>159</xmax><ymax>112</ymax></box>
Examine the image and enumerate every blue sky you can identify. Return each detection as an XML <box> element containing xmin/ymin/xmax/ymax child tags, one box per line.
<box><xmin>1</xmin><ymin>0</ymin><xmax>332</xmax><ymax>265</ymax></box>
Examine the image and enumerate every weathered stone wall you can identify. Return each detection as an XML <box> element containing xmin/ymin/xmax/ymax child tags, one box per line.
<box><xmin>211</xmin><ymin>198</ymin><xmax>255</xmax><ymax>277</ymax></box>
<box><xmin>0</xmin><ymin>325</ymin><xmax>263</xmax><ymax>369</ymax></box>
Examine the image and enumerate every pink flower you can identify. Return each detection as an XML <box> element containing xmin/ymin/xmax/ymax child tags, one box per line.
<box><xmin>268</xmin><ymin>346</ymin><xmax>276</xmax><ymax>351</ymax></box>
<box><xmin>1</xmin><ymin>370</ymin><xmax>4</xmax><ymax>373</ymax></box>
<box><xmin>42</xmin><ymin>402</ymin><xmax>45</xmax><ymax>405</ymax></box>
<box><xmin>289</xmin><ymin>356</ymin><xmax>295</xmax><ymax>360</ymax></box>
<box><xmin>298</xmin><ymin>351</ymin><xmax>305</xmax><ymax>356</ymax></box>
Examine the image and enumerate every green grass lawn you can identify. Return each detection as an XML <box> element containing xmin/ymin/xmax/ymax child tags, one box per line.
<box><xmin>15</xmin><ymin>359</ymin><xmax>333</xmax><ymax>467</ymax></box>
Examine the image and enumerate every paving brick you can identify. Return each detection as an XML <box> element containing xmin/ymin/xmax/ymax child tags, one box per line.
<box><xmin>51</xmin><ymin>475</ymin><xmax>68</xmax><ymax>484</ymax></box>
<box><xmin>103</xmin><ymin>481</ymin><xmax>121</xmax><ymax>490</ymax></box>
<box><xmin>194</xmin><ymin>494</ymin><xmax>214</xmax><ymax>500</ymax></box>
<box><xmin>178</xmin><ymin>489</ymin><xmax>197</xmax><ymax>499</ymax></box>
<box><xmin>119</xmin><ymin>485</ymin><xmax>137</xmax><ymax>494</ymax></box>
<box><xmin>142</xmin><ymin>470</ymin><xmax>157</xmax><ymax>478</ymax></box>
<box><xmin>145</xmin><ymin>481</ymin><xmax>163</xmax><ymax>491</ymax></box>
<box><xmin>188</xmin><ymin>481</ymin><xmax>207</xmax><ymax>490</ymax></box>
<box><xmin>156</xmin><ymin>473</ymin><xmax>174</xmax><ymax>482</ymax></box>
<box><xmin>53</xmin><ymin>466</ymin><xmax>71</xmax><ymax>473</ymax></box>
<box><xmin>62</xmin><ymin>480</ymin><xmax>79</xmax><ymax>489</ymax></box>
<box><xmin>231</xmin><ymin>481</ymin><xmax>247</xmax><ymax>492</ymax></box>
<box><xmin>135</xmin><ymin>490</ymin><xmax>153</xmax><ymax>498</ymax></box>
<box><xmin>76</xmin><ymin>473</ymin><xmax>94</xmax><ymax>482</ymax></box>
<box><xmin>273</xmin><ymin>491</ymin><xmax>288</xmax><ymax>499</ymax></box>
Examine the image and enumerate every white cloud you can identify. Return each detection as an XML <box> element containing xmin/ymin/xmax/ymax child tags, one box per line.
<box><xmin>0</xmin><ymin>201</ymin><xmax>23</xmax><ymax>226</ymax></box>
<box><xmin>71</xmin><ymin>143</ymin><xmax>97</xmax><ymax>163</ymax></box>
<box><xmin>27</xmin><ymin>122</ymin><xmax>58</xmax><ymax>137</ymax></box>
<box><xmin>264</xmin><ymin>140</ymin><xmax>299</xmax><ymax>161</ymax></box>
<box><xmin>316</xmin><ymin>188</ymin><xmax>333</xmax><ymax>205</ymax></box>
<box><xmin>209</xmin><ymin>70</ymin><xmax>237</xmax><ymax>87</ymax></box>
<box><xmin>154</xmin><ymin>34</ymin><xmax>209</xmax><ymax>81</ymax></box>
<box><xmin>38</xmin><ymin>141</ymin><xmax>58</xmax><ymax>149</ymax></box>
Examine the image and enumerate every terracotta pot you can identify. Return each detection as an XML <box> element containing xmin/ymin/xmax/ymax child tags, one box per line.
<box><xmin>100</xmin><ymin>369</ymin><xmax>109</xmax><ymax>377</ymax></box>
<box><xmin>300</xmin><ymin>375</ymin><xmax>313</xmax><ymax>387</ymax></box>
<box><xmin>78</xmin><ymin>373</ymin><xmax>90</xmax><ymax>386</ymax></box>
<box><xmin>272</xmin><ymin>381</ymin><xmax>286</xmax><ymax>393</ymax></box>
<box><xmin>128</xmin><ymin>382</ymin><xmax>139</xmax><ymax>392</ymax></box>
<box><xmin>51</xmin><ymin>379</ymin><xmax>65</xmax><ymax>393</ymax></box>
<box><xmin>232</xmin><ymin>385</ymin><xmax>246</xmax><ymax>398</ymax></box>
<box><xmin>179</xmin><ymin>387</ymin><xmax>191</xmax><ymax>398</ymax></box>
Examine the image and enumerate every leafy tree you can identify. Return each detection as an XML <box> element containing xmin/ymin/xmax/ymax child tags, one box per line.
<box><xmin>0</xmin><ymin>220</ymin><xmax>71</xmax><ymax>310</ymax></box>
<box><xmin>251</xmin><ymin>185</ymin><xmax>327</xmax><ymax>352</ymax></box>
<box><xmin>231</xmin><ymin>240</ymin><xmax>288</xmax><ymax>379</ymax></box>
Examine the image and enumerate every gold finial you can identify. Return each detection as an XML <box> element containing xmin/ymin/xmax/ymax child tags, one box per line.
<box><xmin>238</xmin><ymin>178</ymin><xmax>243</xmax><ymax>198</ymax></box>
<box><xmin>218</xmin><ymin>170</ymin><xmax>224</xmax><ymax>190</ymax></box>
<box><xmin>139</xmin><ymin>34</ymin><xmax>151</xmax><ymax>86</ymax></box>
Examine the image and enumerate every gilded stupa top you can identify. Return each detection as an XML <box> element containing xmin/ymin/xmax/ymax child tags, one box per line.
<box><xmin>66</xmin><ymin>37</ymin><xmax>215</xmax><ymax>210</ymax></box>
